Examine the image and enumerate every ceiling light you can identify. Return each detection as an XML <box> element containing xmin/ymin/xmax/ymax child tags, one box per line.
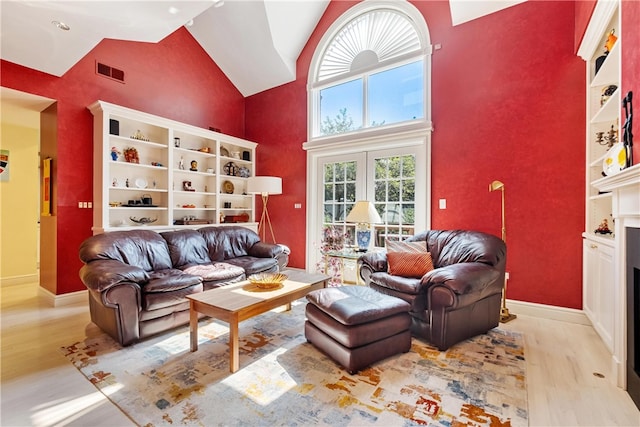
<box><xmin>168</xmin><ymin>6</ymin><xmax>179</xmax><ymax>15</ymax></box>
<box><xmin>51</xmin><ymin>20</ymin><xmax>70</xmax><ymax>31</ymax></box>
<box><xmin>185</xmin><ymin>19</ymin><xmax>194</xmax><ymax>27</ymax></box>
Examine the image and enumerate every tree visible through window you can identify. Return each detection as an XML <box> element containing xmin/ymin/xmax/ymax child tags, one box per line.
<box><xmin>312</xmin><ymin>8</ymin><xmax>425</xmax><ymax>138</ymax></box>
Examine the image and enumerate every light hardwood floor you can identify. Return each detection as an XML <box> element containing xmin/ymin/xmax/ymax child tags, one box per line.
<box><xmin>1</xmin><ymin>281</ymin><xmax>639</xmax><ymax>426</ymax></box>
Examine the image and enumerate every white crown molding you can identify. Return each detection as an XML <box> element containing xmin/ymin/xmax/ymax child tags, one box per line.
<box><xmin>577</xmin><ymin>0</ymin><xmax>619</xmax><ymax>60</ymax></box>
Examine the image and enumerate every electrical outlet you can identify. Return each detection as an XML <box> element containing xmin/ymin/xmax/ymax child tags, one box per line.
<box><xmin>439</xmin><ymin>199</ymin><xmax>446</xmax><ymax>209</ymax></box>
<box><xmin>294</xmin><ymin>203</ymin><xmax>302</xmax><ymax>209</ymax></box>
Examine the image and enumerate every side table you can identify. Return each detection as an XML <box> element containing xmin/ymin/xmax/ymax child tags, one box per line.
<box><xmin>323</xmin><ymin>248</ymin><xmax>372</xmax><ymax>285</ymax></box>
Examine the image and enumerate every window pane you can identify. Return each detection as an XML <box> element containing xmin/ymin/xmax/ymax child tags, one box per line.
<box><xmin>319</xmin><ymin>79</ymin><xmax>363</xmax><ymax>136</ymax></box>
<box><xmin>324</xmin><ymin>183</ymin><xmax>333</xmax><ymax>201</ymax></box>
<box><xmin>345</xmin><ymin>162</ymin><xmax>357</xmax><ymax>181</ymax></box>
<box><xmin>324</xmin><ymin>164</ymin><xmax>334</xmax><ymax>182</ymax></box>
<box><xmin>368</xmin><ymin>60</ymin><xmax>424</xmax><ymax>126</ymax></box>
<box><xmin>375</xmin><ymin>158</ymin><xmax>387</xmax><ymax>179</ymax></box>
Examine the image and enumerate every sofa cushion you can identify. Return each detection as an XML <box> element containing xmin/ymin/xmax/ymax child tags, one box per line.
<box><xmin>145</xmin><ymin>269</ymin><xmax>201</xmax><ymax>293</ymax></box>
<box><xmin>387</xmin><ymin>251</ymin><xmax>434</xmax><ymax>278</ymax></box>
<box><xmin>161</xmin><ymin>230</ymin><xmax>211</xmax><ymax>268</ymax></box>
<box><xmin>369</xmin><ymin>272</ymin><xmax>423</xmax><ymax>295</ymax></box>
<box><xmin>79</xmin><ymin>229</ymin><xmax>173</xmax><ymax>272</ymax></box>
<box><xmin>386</xmin><ymin>239</ymin><xmax>427</xmax><ymax>253</ymax></box>
<box><xmin>198</xmin><ymin>226</ymin><xmax>261</xmax><ymax>261</ymax></box>
<box><xmin>143</xmin><ymin>282</ymin><xmax>203</xmax><ymax>311</ymax></box>
<box><xmin>183</xmin><ymin>263</ymin><xmax>245</xmax><ymax>282</ymax></box>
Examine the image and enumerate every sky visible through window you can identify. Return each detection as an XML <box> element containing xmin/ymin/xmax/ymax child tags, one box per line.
<box><xmin>319</xmin><ymin>59</ymin><xmax>423</xmax><ymax>135</ymax></box>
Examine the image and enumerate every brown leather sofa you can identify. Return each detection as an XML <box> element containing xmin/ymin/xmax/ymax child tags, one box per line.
<box><xmin>358</xmin><ymin>230</ymin><xmax>506</xmax><ymax>350</ymax></box>
<box><xmin>79</xmin><ymin>226</ymin><xmax>289</xmax><ymax>346</ymax></box>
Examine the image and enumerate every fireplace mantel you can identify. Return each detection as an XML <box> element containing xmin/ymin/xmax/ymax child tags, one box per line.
<box><xmin>592</xmin><ymin>163</ymin><xmax>640</xmax><ymax>388</ymax></box>
<box><xmin>593</xmin><ymin>163</ymin><xmax>640</xmax><ymax>193</ymax></box>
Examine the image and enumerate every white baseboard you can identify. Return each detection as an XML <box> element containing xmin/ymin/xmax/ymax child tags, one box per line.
<box><xmin>1</xmin><ymin>274</ymin><xmax>39</xmax><ymax>287</ymax></box>
<box><xmin>38</xmin><ymin>287</ymin><xmax>88</xmax><ymax>307</ymax></box>
<box><xmin>506</xmin><ymin>299</ymin><xmax>591</xmax><ymax>325</ymax></box>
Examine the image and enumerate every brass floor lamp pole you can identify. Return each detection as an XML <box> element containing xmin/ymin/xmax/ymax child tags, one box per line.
<box><xmin>258</xmin><ymin>193</ymin><xmax>276</xmax><ymax>244</ymax></box>
<box><xmin>247</xmin><ymin>176</ymin><xmax>282</xmax><ymax>244</ymax></box>
<box><xmin>489</xmin><ymin>180</ymin><xmax>517</xmax><ymax>323</ymax></box>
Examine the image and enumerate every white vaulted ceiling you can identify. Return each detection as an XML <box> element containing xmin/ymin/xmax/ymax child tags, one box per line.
<box><xmin>0</xmin><ymin>0</ymin><xmax>526</xmax><ymax>98</ymax></box>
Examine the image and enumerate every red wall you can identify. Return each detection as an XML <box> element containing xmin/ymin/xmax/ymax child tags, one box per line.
<box><xmin>622</xmin><ymin>0</ymin><xmax>640</xmax><ymax>166</ymax></box>
<box><xmin>1</xmin><ymin>28</ymin><xmax>245</xmax><ymax>294</ymax></box>
<box><xmin>247</xmin><ymin>0</ymin><xmax>587</xmax><ymax>308</ymax></box>
<box><xmin>5</xmin><ymin>1</ymin><xmax>630</xmax><ymax>310</ymax></box>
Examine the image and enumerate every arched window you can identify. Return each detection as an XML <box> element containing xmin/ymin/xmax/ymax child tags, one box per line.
<box><xmin>308</xmin><ymin>2</ymin><xmax>432</xmax><ymax>141</ymax></box>
<box><xmin>305</xmin><ymin>1</ymin><xmax>433</xmax><ymax>275</ymax></box>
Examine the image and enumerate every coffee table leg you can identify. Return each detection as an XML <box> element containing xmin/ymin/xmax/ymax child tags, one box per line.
<box><xmin>190</xmin><ymin>302</ymin><xmax>198</xmax><ymax>352</ymax></box>
<box><xmin>229</xmin><ymin>319</ymin><xmax>239</xmax><ymax>372</ymax></box>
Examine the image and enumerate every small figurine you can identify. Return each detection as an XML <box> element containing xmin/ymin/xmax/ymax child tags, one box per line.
<box><xmin>595</xmin><ymin>218</ymin><xmax>612</xmax><ymax>235</ymax></box>
<box><xmin>111</xmin><ymin>146</ymin><xmax>121</xmax><ymax>161</ymax></box>
<box><xmin>179</xmin><ymin>156</ymin><xmax>185</xmax><ymax>170</ymax></box>
<box><xmin>190</xmin><ymin>160</ymin><xmax>198</xmax><ymax>171</ymax></box>
<box><xmin>125</xmin><ymin>178</ymin><xmax>130</xmax><ymax>188</ymax></box>
<box><xmin>112</xmin><ymin>178</ymin><xmax>118</xmax><ymax>187</ymax></box>
<box><xmin>183</xmin><ymin>180</ymin><xmax>195</xmax><ymax>192</ymax></box>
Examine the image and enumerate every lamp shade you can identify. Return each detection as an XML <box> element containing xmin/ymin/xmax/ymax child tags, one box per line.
<box><xmin>246</xmin><ymin>176</ymin><xmax>282</xmax><ymax>195</ymax></box>
<box><xmin>346</xmin><ymin>201</ymin><xmax>382</xmax><ymax>224</ymax></box>
<box><xmin>489</xmin><ymin>180</ymin><xmax>504</xmax><ymax>192</ymax></box>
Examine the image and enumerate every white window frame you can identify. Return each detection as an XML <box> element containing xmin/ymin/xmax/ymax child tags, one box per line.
<box><xmin>304</xmin><ymin>1</ymin><xmax>433</xmax><ymax>271</ymax></box>
<box><xmin>306</xmin><ymin>1</ymin><xmax>433</xmax><ymax>145</ymax></box>
<box><xmin>305</xmin><ymin>131</ymin><xmax>430</xmax><ymax>271</ymax></box>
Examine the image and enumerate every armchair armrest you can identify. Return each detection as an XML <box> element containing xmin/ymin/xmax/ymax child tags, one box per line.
<box><xmin>358</xmin><ymin>251</ymin><xmax>388</xmax><ymax>284</ymax></box>
<box><xmin>79</xmin><ymin>259</ymin><xmax>149</xmax><ymax>293</ymax></box>
<box><xmin>421</xmin><ymin>262</ymin><xmax>502</xmax><ymax>296</ymax></box>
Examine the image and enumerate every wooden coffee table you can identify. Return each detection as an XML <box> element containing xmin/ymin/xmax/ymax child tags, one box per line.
<box><xmin>186</xmin><ymin>268</ymin><xmax>329</xmax><ymax>373</ymax></box>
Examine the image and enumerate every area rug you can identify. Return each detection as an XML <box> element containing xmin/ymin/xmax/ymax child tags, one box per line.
<box><xmin>61</xmin><ymin>300</ymin><xmax>528</xmax><ymax>426</ymax></box>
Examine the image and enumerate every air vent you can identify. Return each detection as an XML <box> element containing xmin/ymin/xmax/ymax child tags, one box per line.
<box><xmin>96</xmin><ymin>61</ymin><xmax>125</xmax><ymax>83</ymax></box>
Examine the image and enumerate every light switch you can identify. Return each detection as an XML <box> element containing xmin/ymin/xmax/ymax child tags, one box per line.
<box><xmin>78</xmin><ymin>201</ymin><xmax>83</xmax><ymax>208</ymax></box>
<box><xmin>294</xmin><ymin>203</ymin><xmax>302</xmax><ymax>209</ymax></box>
<box><xmin>439</xmin><ymin>199</ymin><xmax>446</xmax><ymax>209</ymax></box>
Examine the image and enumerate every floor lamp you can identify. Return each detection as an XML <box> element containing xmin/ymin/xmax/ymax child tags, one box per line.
<box><xmin>489</xmin><ymin>180</ymin><xmax>517</xmax><ymax>323</ymax></box>
<box><xmin>247</xmin><ymin>176</ymin><xmax>282</xmax><ymax>243</ymax></box>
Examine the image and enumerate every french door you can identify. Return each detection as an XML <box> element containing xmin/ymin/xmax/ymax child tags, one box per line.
<box><xmin>306</xmin><ymin>135</ymin><xmax>429</xmax><ymax>271</ymax></box>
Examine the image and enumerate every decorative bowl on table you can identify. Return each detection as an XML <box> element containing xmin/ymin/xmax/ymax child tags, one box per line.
<box><xmin>248</xmin><ymin>273</ymin><xmax>288</xmax><ymax>289</ymax></box>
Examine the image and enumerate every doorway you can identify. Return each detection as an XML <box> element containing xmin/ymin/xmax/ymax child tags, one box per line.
<box><xmin>0</xmin><ymin>87</ymin><xmax>54</xmax><ymax>286</ymax></box>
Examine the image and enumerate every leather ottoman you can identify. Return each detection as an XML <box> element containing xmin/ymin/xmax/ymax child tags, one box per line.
<box><xmin>305</xmin><ymin>286</ymin><xmax>411</xmax><ymax>374</ymax></box>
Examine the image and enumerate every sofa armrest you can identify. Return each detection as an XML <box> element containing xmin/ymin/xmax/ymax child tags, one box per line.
<box><xmin>249</xmin><ymin>241</ymin><xmax>282</xmax><ymax>258</ymax></box>
<box><xmin>80</xmin><ymin>260</ymin><xmax>149</xmax><ymax>293</ymax></box>
<box><xmin>249</xmin><ymin>242</ymin><xmax>290</xmax><ymax>270</ymax></box>
<box><xmin>421</xmin><ymin>262</ymin><xmax>502</xmax><ymax>296</ymax></box>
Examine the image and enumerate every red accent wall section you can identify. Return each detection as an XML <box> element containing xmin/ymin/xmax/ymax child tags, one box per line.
<box><xmin>575</xmin><ymin>1</ymin><xmax>597</xmax><ymax>53</ymax></box>
<box><xmin>1</xmin><ymin>28</ymin><xmax>245</xmax><ymax>294</ymax></box>
<box><xmin>247</xmin><ymin>0</ymin><xmax>586</xmax><ymax>308</ymax></box>
<box><xmin>622</xmin><ymin>1</ymin><xmax>640</xmax><ymax>166</ymax></box>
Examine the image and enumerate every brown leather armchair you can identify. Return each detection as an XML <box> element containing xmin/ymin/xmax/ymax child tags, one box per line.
<box><xmin>358</xmin><ymin>230</ymin><xmax>506</xmax><ymax>350</ymax></box>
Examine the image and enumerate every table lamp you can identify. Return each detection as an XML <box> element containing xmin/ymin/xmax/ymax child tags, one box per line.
<box><xmin>489</xmin><ymin>180</ymin><xmax>517</xmax><ymax>323</ymax></box>
<box><xmin>247</xmin><ymin>176</ymin><xmax>282</xmax><ymax>243</ymax></box>
<box><xmin>346</xmin><ymin>200</ymin><xmax>382</xmax><ymax>252</ymax></box>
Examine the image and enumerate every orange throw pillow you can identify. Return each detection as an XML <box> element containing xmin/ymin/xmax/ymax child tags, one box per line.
<box><xmin>387</xmin><ymin>251</ymin><xmax>434</xmax><ymax>278</ymax></box>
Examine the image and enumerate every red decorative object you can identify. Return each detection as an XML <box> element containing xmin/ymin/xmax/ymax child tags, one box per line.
<box><xmin>123</xmin><ymin>147</ymin><xmax>139</xmax><ymax>163</ymax></box>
